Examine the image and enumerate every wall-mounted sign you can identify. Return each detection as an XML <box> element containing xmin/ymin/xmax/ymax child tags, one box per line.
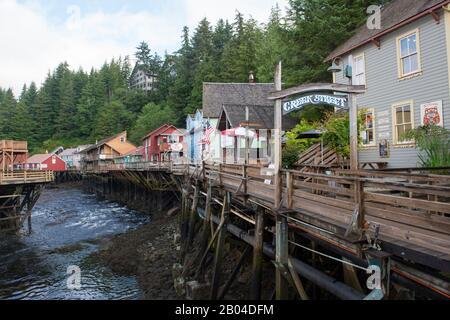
<box><xmin>420</xmin><ymin>100</ymin><xmax>443</xmax><ymax>127</ymax></box>
<box><xmin>283</xmin><ymin>94</ymin><xmax>348</xmax><ymax>115</ymax></box>
<box><xmin>379</xmin><ymin>139</ymin><xmax>390</xmax><ymax>158</ymax></box>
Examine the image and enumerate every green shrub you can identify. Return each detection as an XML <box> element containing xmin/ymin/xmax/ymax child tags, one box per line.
<box><xmin>403</xmin><ymin>125</ymin><xmax>450</xmax><ymax>168</ymax></box>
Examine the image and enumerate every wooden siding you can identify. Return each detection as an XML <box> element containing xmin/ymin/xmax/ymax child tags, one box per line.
<box><xmin>334</xmin><ymin>12</ymin><xmax>449</xmax><ymax>168</ymax></box>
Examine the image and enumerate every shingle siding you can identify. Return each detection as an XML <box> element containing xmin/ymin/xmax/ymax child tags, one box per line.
<box><xmin>334</xmin><ymin>12</ymin><xmax>449</xmax><ymax>168</ymax></box>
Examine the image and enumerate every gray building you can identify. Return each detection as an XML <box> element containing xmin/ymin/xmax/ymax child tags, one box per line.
<box><xmin>327</xmin><ymin>0</ymin><xmax>450</xmax><ymax>168</ymax></box>
<box><xmin>130</xmin><ymin>63</ymin><xmax>157</xmax><ymax>91</ymax></box>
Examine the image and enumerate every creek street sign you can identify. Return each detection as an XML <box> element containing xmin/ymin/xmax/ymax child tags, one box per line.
<box><xmin>282</xmin><ymin>93</ymin><xmax>348</xmax><ymax>115</ymax></box>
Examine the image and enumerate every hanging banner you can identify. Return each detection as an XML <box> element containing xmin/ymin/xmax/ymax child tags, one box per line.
<box><xmin>420</xmin><ymin>100</ymin><xmax>443</xmax><ymax>127</ymax></box>
<box><xmin>282</xmin><ymin>94</ymin><xmax>348</xmax><ymax>115</ymax></box>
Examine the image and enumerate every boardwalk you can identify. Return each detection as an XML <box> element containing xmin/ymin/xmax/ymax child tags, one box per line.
<box><xmin>84</xmin><ymin>161</ymin><xmax>450</xmax><ymax>299</ymax></box>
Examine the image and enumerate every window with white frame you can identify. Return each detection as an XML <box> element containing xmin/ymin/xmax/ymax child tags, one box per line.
<box><xmin>360</xmin><ymin>109</ymin><xmax>375</xmax><ymax>146</ymax></box>
<box><xmin>398</xmin><ymin>31</ymin><xmax>421</xmax><ymax>77</ymax></box>
<box><xmin>353</xmin><ymin>54</ymin><xmax>366</xmax><ymax>85</ymax></box>
<box><xmin>393</xmin><ymin>102</ymin><xmax>414</xmax><ymax>144</ymax></box>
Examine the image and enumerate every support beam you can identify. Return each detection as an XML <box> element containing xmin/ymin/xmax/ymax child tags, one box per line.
<box><xmin>250</xmin><ymin>207</ymin><xmax>265</xmax><ymax>300</ymax></box>
<box><xmin>275</xmin><ymin>214</ymin><xmax>289</xmax><ymax>300</ymax></box>
<box><xmin>210</xmin><ymin>192</ymin><xmax>230</xmax><ymax>300</ymax></box>
<box><xmin>349</xmin><ymin>94</ymin><xmax>359</xmax><ymax>170</ymax></box>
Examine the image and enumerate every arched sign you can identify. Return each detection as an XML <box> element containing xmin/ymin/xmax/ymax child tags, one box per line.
<box><xmin>282</xmin><ymin>93</ymin><xmax>348</xmax><ymax>115</ymax></box>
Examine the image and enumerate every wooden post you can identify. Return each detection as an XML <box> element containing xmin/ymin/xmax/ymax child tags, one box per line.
<box><xmin>245</xmin><ymin>106</ymin><xmax>250</xmax><ymax>165</ymax></box>
<box><xmin>349</xmin><ymin>94</ymin><xmax>359</xmax><ymax>170</ymax></box>
<box><xmin>354</xmin><ymin>178</ymin><xmax>365</xmax><ymax>233</ymax></box>
<box><xmin>274</xmin><ymin>61</ymin><xmax>283</xmax><ymax>208</ymax></box>
<box><xmin>275</xmin><ymin>214</ymin><xmax>289</xmax><ymax>300</ymax></box>
<box><xmin>250</xmin><ymin>207</ymin><xmax>265</xmax><ymax>300</ymax></box>
<box><xmin>210</xmin><ymin>192</ymin><xmax>230</xmax><ymax>300</ymax></box>
<box><xmin>286</xmin><ymin>171</ymin><xmax>293</xmax><ymax>209</ymax></box>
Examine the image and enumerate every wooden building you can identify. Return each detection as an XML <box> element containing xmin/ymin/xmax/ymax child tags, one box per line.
<box><xmin>80</xmin><ymin>131</ymin><xmax>136</xmax><ymax>171</ymax></box>
<box><xmin>217</xmin><ymin>105</ymin><xmax>297</xmax><ymax>164</ymax></box>
<box><xmin>327</xmin><ymin>0</ymin><xmax>450</xmax><ymax>168</ymax></box>
<box><xmin>113</xmin><ymin>146</ymin><xmax>144</xmax><ymax>168</ymax></box>
<box><xmin>59</xmin><ymin>145</ymin><xmax>91</xmax><ymax>170</ymax></box>
<box><xmin>26</xmin><ymin>153</ymin><xmax>67</xmax><ymax>171</ymax></box>
<box><xmin>186</xmin><ymin>82</ymin><xmax>277</xmax><ymax>164</ymax></box>
<box><xmin>0</xmin><ymin>140</ymin><xmax>28</xmax><ymax>172</ymax></box>
<box><xmin>142</xmin><ymin>124</ymin><xmax>185</xmax><ymax>162</ymax></box>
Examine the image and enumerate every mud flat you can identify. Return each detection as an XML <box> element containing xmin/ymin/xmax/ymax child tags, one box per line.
<box><xmin>92</xmin><ymin>214</ymin><xmax>183</xmax><ymax>300</ymax></box>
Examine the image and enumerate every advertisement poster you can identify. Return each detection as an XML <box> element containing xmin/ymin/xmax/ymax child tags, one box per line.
<box><xmin>420</xmin><ymin>101</ymin><xmax>443</xmax><ymax>127</ymax></box>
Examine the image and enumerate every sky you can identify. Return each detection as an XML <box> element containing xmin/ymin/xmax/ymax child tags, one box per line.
<box><xmin>0</xmin><ymin>0</ymin><xmax>289</xmax><ymax>96</ymax></box>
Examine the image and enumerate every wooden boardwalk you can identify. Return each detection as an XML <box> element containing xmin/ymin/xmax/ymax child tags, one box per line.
<box><xmin>0</xmin><ymin>171</ymin><xmax>54</xmax><ymax>185</ymax></box>
<box><xmin>85</xmin><ymin>162</ymin><xmax>450</xmax><ymax>298</ymax></box>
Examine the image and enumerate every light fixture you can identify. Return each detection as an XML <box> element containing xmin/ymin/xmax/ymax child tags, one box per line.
<box><xmin>327</xmin><ymin>57</ymin><xmax>342</xmax><ymax>73</ymax></box>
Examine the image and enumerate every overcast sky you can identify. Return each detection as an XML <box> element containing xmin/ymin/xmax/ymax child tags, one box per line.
<box><xmin>0</xmin><ymin>0</ymin><xmax>289</xmax><ymax>96</ymax></box>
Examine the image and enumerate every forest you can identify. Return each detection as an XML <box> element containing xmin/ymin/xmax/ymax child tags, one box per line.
<box><xmin>0</xmin><ymin>0</ymin><xmax>387</xmax><ymax>153</ymax></box>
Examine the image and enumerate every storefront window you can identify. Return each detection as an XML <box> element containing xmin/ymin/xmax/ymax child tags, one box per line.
<box><xmin>393</xmin><ymin>102</ymin><xmax>414</xmax><ymax>144</ymax></box>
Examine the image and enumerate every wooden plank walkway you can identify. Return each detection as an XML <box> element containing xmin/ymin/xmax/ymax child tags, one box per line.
<box><xmin>0</xmin><ymin>171</ymin><xmax>54</xmax><ymax>185</ymax></box>
<box><xmin>85</xmin><ymin>162</ymin><xmax>450</xmax><ymax>277</ymax></box>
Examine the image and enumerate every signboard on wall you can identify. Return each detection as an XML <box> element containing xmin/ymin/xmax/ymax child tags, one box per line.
<box><xmin>379</xmin><ymin>139</ymin><xmax>390</xmax><ymax>158</ymax></box>
<box><xmin>420</xmin><ymin>100</ymin><xmax>443</xmax><ymax>127</ymax></box>
<box><xmin>282</xmin><ymin>94</ymin><xmax>348</xmax><ymax>115</ymax></box>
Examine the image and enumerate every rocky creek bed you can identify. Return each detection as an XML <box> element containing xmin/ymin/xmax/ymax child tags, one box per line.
<box><xmin>90</xmin><ymin>213</ymin><xmax>184</xmax><ymax>300</ymax></box>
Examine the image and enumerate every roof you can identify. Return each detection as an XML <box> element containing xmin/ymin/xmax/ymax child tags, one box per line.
<box><xmin>59</xmin><ymin>148</ymin><xmax>78</xmax><ymax>157</ymax></box>
<box><xmin>27</xmin><ymin>154</ymin><xmax>56</xmax><ymax>164</ymax></box>
<box><xmin>202</xmin><ymin>83</ymin><xmax>276</xmax><ymax>118</ymax></box>
<box><xmin>117</xmin><ymin>146</ymin><xmax>144</xmax><ymax>158</ymax></box>
<box><xmin>217</xmin><ymin>105</ymin><xmax>298</xmax><ymax>131</ymax></box>
<box><xmin>81</xmin><ymin>131</ymin><xmax>128</xmax><ymax>153</ymax></box>
<box><xmin>268</xmin><ymin>83</ymin><xmax>366</xmax><ymax>100</ymax></box>
<box><xmin>142</xmin><ymin>124</ymin><xmax>182</xmax><ymax>140</ymax></box>
<box><xmin>326</xmin><ymin>0</ymin><xmax>449</xmax><ymax>61</ymax></box>
<box><xmin>130</xmin><ymin>62</ymin><xmax>157</xmax><ymax>79</ymax></box>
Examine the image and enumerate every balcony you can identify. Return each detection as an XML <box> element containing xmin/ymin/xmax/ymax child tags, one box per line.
<box><xmin>0</xmin><ymin>140</ymin><xmax>28</xmax><ymax>152</ymax></box>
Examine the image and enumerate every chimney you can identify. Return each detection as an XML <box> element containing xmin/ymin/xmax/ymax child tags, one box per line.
<box><xmin>248</xmin><ymin>71</ymin><xmax>255</xmax><ymax>84</ymax></box>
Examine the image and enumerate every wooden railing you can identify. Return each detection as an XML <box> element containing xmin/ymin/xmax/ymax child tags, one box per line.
<box><xmin>0</xmin><ymin>170</ymin><xmax>54</xmax><ymax>185</ymax></box>
<box><xmin>0</xmin><ymin>140</ymin><xmax>28</xmax><ymax>151</ymax></box>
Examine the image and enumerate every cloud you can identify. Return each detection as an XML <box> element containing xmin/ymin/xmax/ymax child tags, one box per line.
<box><xmin>0</xmin><ymin>0</ymin><xmax>288</xmax><ymax>96</ymax></box>
<box><xmin>184</xmin><ymin>0</ymin><xmax>288</xmax><ymax>26</ymax></box>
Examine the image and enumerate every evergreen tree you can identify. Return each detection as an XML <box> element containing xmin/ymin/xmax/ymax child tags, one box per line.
<box><xmin>168</xmin><ymin>27</ymin><xmax>196</xmax><ymax>124</ymax></box>
<box><xmin>130</xmin><ymin>102</ymin><xmax>176</xmax><ymax>143</ymax></box>
<box><xmin>93</xmin><ymin>99</ymin><xmax>132</xmax><ymax>139</ymax></box>
<box><xmin>0</xmin><ymin>89</ymin><xmax>17</xmax><ymax>139</ymax></box>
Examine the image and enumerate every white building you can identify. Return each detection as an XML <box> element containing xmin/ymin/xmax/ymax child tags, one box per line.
<box><xmin>130</xmin><ymin>63</ymin><xmax>157</xmax><ymax>91</ymax></box>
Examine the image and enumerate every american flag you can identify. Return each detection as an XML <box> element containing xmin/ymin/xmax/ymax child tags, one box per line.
<box><xmin>200</xmin><ymin>120</ymin><xmax>215</xmax><ymax>145</ymax></box>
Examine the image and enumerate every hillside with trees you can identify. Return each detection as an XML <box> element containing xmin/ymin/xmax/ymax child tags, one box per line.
<box><xmin>0</xmin><ymin>0</ymin><xmax>387</xmax><ymax>153</ymax></box>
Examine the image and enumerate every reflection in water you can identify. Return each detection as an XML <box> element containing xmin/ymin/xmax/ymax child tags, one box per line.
<box><xmin>0</xmin><ymin>188</ymin><xmax>150</xmax><ymax>300</ymax></box>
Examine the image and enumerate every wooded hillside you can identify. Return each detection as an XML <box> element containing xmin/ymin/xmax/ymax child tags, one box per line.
<box><xmin>0</xmin><ymin>0</ymin><xmax>387</xmax><ymax>153</ymax></box>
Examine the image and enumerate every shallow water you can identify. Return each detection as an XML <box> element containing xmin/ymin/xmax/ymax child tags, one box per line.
<box><xmin>0</xmin><ymin>187</ymin><xmax>150</xmax><ymax>300</ymax></box>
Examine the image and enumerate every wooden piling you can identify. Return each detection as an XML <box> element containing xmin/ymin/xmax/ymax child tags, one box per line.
<box><xmin>275</xmin><ymin>214</ymin><xmax>289</xmax><ymax>300</ymax></box>
<box><xmin>210</xmin><ymin>192</ymin><xmax>230</xmax><ymax>300</ymax></box>
<box><xmin>250</xmin><ymin>207</ymin><xmax>265</xmax><ymax>300</ymax></box>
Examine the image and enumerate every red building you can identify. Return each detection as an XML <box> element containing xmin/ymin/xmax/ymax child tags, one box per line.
<box><xmin>142</xmin><ymin>124</ymin><xmax>185</xmax><ymax>162</ymax></box>
<box><xmin>26</xmin><ymin>154</ymin><xmax>67</xmax><ymax>171</ymax></box>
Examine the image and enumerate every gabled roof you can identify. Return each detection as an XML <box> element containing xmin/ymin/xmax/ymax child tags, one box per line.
<box><xmin>142</xmin><ymin>124</ymin><xmax>182</xmax><ymax>140</ymax></box>
<box><xmin>130</xmin><ymin>62</ymin><xmax>157</xmax><ymax>79</ymax></box>
<box><xmin>116</xmin><ymin>146</ymin><xmax>144</xmax><ymax>158</ymax></box>
<box><xmin>81</xmin><ymin>131</ymin><xmax>128</xmax><ymax>153</ymax></box>
<box><xmin>27</xmin><ymin>153</ymin><xmax>62</xmax><ymax>164</ymax></box>
<box><xmin>326</xmin><ymin>0</ymin><xmax>449</xmax><ymax>61</ymax></box>
<box><xmin>202</xmin><ymin>83</ymin><xmax>276</xmax><ymax>118</ymax></box>
<box><xmin>217</xmin><ymin>105</ymin><xmax>298</xmax><ymax>131</ymax></box>
<box><xmin>59</xmin><ymin>148</ymin><xmax>78</xmax><ymax>157</ymax></box>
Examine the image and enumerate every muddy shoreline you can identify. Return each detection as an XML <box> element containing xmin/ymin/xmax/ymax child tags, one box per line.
<box><xmin>90</xmin><ymin>213</ymin><xmax>183</xmax><ymax>300</ymax></box>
